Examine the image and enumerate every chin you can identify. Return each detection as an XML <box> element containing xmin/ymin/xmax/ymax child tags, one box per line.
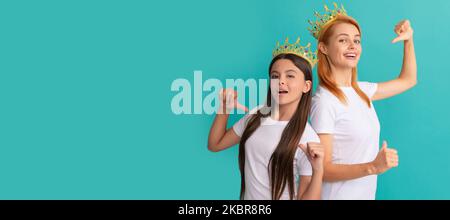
<box><xmin>273</xmin><ymin>98</ymin><xmax>288</xmax><ymax>106</ymax></box>
<box><xmin>277</xmin><ymin>97</ymin><xmax>300</xmax><ymax>107</ymax></box>
<box><xmin>343</xmin><ymin>62</ymin><xmax>358</xmax><ymax>69</ymax></box>
<box><xmin>277</xmin><ymin>101</ymin><xmax>288</xmax><ymax>106</ymax></box>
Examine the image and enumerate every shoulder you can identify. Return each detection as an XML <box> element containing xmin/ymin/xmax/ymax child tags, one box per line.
<box><xmin>312</xmin><ymin>86</ymin><xmax>340</xmax><ymax>107</ymax></box>
<box><xmin>233</xmin><ymin>105</ymin><xmax>264</xmax><ymax>136</ymax></box>
<box><xmin>357</xmin><ymin>81</ymin><xmax>378</xmax><ymax>98</ymax></box>
<box><xmin>311</xmin><ymin>86</ymin><xmax>341</xmax><ymax>113</ymax></box>
<box><xmin>240</xmin><ymin>105</ymin><xmax>265</xmax><ymax>121</ymax></box>
<box><xmin>357</xmin><ymin>81</ymin><xmax>377</xmax><ymax>88</ymax></box>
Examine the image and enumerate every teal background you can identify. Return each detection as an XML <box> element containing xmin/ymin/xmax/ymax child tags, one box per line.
<box><xmin>0</xmin><ymin>0</ymin><xmax>448</xmax><ymax>199</ymax></box>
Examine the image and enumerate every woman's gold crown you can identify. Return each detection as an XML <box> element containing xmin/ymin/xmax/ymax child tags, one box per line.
<box><xmin>308</xmin><ymin>2</ymin><xmax>347</xmax><ymax>39</ymax></box>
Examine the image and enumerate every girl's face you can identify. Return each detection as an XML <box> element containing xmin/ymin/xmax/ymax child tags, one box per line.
<box><xmin>320</xmin><ymin>23</ymin><xmax>362</xmax><ymax>69</ymax></box>
<box><xmin>270</xmin><ymin>59</ymin><xmax>311</xmax><ymax>106</ymax></box>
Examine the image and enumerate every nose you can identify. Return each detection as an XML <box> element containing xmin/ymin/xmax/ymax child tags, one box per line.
<box><xmin>348</xmin><ymin>41</ymin><xmax>356</xmax><ymax>50</ymax></box>
<box><xmin>279</xmin><ymin>77</ymin><xmax>286</xmax><ymax>86</ymax></box>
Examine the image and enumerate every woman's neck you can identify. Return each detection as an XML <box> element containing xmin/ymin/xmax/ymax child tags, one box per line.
<box><xmin>330</xmin><ymin>65</ymin><xmax>353</xmax><ymax>87</ymax></box>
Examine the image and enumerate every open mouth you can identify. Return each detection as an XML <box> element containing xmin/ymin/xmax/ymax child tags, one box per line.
<box><xmin>278</xmin><ymin>90</ymin><xmax>288</xmax><ymax>94</ymax></box>
<box><xmin>344</xmin><ymin>52</ymin><xmax>357</xmax><ymax>59</ymax></box>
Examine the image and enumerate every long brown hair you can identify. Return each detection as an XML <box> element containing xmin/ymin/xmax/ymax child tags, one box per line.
<box><xmin>317</xmin><ymin>15</ymin><xmax>371</xmax><ymax>107</ymax></box>
<box><xmin>238</xmin><ymin>53</ymin><xmax>313</xmax><ymax>200</ymax></box>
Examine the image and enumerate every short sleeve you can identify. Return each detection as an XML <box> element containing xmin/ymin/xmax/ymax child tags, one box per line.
<box><xmin>232</xmin><ymin>114</ymin><xmax>251</xmax><ymax>137</ymax></box>
<box><xmin>232</xmin><ymin>107</ymin><xmax>261</xmax><ymax>137</ymax></box>
<box><xmin>358</xmin><ymin>81</ymin><xmax>378</xmax><ymax>98</ymax></box>
<box><xmin>295</xmin><ymin>150</ymin><xmax>312</xmax><ymax>176</ymax></box>
<box><xmin>299</xmin><ymin>123</ymin><xmax>321</xmax><ymax>144</ymax></box>
<box><xmin>310</xmin><ymin>97</ymin><xmax>336</xmax><ymax>134</ymax></box>
<box><xmin>295</xmin><ymin>124</ymin><xmax>320</xmax><ymax>176</ymax></box>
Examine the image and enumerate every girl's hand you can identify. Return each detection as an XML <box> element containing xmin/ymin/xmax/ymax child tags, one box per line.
<box><xmin>392</xmin><ymin>20</ymin><xmax>414</xmax><ymax>43</ymax></box>
<box><xmin>370</xmin><ymin>141</ymin><xmax>399</xmax><ymax>174</ymax></box>
<box><xmin>299</xmin><ymin>142</ymin><xmax>324</xmax><ymax>173</ymax></box>
<box><xmin>218</xmin><ymin>89</ymin><xmax>248</xmax><ymax>114</ymax></box>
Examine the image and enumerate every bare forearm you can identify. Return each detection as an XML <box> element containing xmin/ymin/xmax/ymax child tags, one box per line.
<box><xmin>208</xmin><ymin>113</ymin><xmax>230</xmax><ymax>151</ymax></box>
<box><xmin>323</xmin><ymin>162</ymin><xmax>376</xmax><ymax>182</ymax></box>
<box><xmin>300</xmin><ymin>171</ymin><xmax>323</xmax><ymax>200</ymax></box>
<box><xmin>399</xmin><ymin>39</ymin><xmax>417</xmax><ymax>85</ymax></box>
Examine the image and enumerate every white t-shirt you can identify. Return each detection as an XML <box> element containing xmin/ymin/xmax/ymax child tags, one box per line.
<box><xmin>233</xmin><ymin>110</ymin><xmax>320</xmax><ymax>200</ymax></box>
<box><xmin>310</xmin><ymin>82</ymin><xmax>380</xmax><ymax>200</ymax></box>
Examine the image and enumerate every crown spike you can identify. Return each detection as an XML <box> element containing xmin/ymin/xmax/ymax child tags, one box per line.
<box><xmin>308</xmin><ymin>2</ymin><xmax>348</xmax><ymax>39</ymax></box>
<box><xmin>272</xmin><ymin>36</ymin><xmax>317</xmax><ymax>68</ymax></box>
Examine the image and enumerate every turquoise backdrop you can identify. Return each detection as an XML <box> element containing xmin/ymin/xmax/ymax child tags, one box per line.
<box><xmin>0</xmin><ymin>0</ymin><xmax>448</xmax><ymax>199</ymax></box>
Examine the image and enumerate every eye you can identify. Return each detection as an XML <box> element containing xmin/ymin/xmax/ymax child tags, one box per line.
<box><xmin>287</xmin><ymin>74</ymin><xmax>295</xmax><ymax>78</ymax></box>
<box><xmin>270</xmin><ymin>74</ymin><xmax>279</xmax><ymax>79</ymax></box>
<box><xmin>354</xmin><ymin>39</ymin><xmax>361</xmax><ymax>44</ymax></box>
<box><xmin>339</xmin><ymin>39</ymin><xmax>347</xmax><ymax>43</ymax></box>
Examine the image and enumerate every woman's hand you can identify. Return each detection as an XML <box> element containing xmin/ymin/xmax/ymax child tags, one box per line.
<box><xmin>373</xmin><ymin>20</ymin><xmax>417</xmax><ymax>101</ymax></box>
<box><xmin>370</xmin><ymin>141</ymin><xmax>399</xmax><ymax>174</ymax></box>
<box><xmin>392</xmin><ymin>20</ymin><xmax>414</xmax><ymax>43</ymax></box>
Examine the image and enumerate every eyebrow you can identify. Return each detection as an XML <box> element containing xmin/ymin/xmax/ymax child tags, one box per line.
<box><xmin>285</xmin><ymin>69</ymin><xmax>298</xmax><ymax>73</ymax></box>
<box><xmin>337</xmin><ymin>33</ymin><xmax>361</xmax><ymax>37</ymax></box>
<box><xmin>270</xmin><ymin>69</ymin><xmax>298</xmax><ymax>74</ymax></box>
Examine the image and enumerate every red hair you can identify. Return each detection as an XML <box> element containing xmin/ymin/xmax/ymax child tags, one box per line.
<box><xmin>317</xmin><ymin>15</ymin><xmax>371</xmax><ymax>107</ymax></box>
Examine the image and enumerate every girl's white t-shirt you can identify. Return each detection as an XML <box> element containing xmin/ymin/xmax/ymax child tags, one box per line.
<box><xmin>310</xmin><ymin>82</ymin><xmax>380</xmax><ymax>200</ymax></box>
<box><xmin>233</xmin><ymin>111</ymin><xmax>320</xmax><ymax>200</ymax></box>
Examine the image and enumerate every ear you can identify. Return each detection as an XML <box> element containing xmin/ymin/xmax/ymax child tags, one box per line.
<box><xmin>303</xmin><ymin>80</ymin><xmax>312</xmax><ymax>93</ymax></box>
<box><xmin>318</xmin><ymin>42</ymin><xmax>328</xmax><ymax>55</ymax></box>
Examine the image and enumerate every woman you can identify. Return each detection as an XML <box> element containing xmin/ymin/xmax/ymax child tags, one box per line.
<box><xmin>308</xmin><ymin>4</ymin><xmax>417</xmax><ymax>199</ymax></box>
<box><xmin>208</xmin><ymin>38</ymin><xmax>324</xmax><ymax>200</ymax></box>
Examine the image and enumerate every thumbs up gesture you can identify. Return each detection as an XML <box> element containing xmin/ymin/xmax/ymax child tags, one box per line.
<box><xmin>218</xmin><ymin>89</ymin><xmax>249</xmax><ymax>114</ymax></box>
<box><xmin>371</xmin><ymin>141</ymin><xmax>399</xmax><ymax>175</ymax></box>
<box><xmin>392</xmin><ymin>20</ymin><xmax>414</xmax><ymax>43</ymax></box>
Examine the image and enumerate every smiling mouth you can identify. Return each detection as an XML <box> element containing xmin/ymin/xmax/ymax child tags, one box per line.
<box><xmin>344</xmin><ymin>53</ymin><xmax>357</xmax><ymax>59</ymax></box>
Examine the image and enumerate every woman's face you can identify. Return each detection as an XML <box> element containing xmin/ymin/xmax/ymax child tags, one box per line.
<box><xmin>269</xmin><ymin>59</ymin><xmax>311</xmax><ymax>106</ymax></box>
<box><xmin>320</xmin><ymin>23</ymin><xmax>362</xmax><ymax>69</ymax></box>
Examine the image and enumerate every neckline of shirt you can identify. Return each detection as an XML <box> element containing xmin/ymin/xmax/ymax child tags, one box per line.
<box><xmin>262</xmin><ymin>116</ymin><xmax>289</xmax><ymax>125</ymax></box>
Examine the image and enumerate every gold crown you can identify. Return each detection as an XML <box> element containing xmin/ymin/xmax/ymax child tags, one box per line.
<box><xmin>308</xmin><ymin>2</ymin><xmax>347</xmax><ymax>39</ymax></box>
<box><xmin>272</xmin><ymin>37</ymin><xmax>317</xmax><ymax>67</ymax></box>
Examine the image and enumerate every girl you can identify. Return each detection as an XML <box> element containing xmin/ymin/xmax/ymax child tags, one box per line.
<box><xmin>208</xmin><ymin>38</ymin><xmax>324</xmax><ymax>200</ymax></box>
<box><xmin>308</xmin><ymin>4</ymin><xmax>417</xmax><ymax>199</ymax></box>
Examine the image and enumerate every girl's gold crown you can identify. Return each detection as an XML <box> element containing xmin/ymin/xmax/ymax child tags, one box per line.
<box><xmin>272</xmin><ymin>37</ymin><xmax>317</xmax><ymax>68</ymax></box>
<box><xmin>308</xmin><ymin>2</ymin><xmax>347</xmax><ymax>39</ymax></box>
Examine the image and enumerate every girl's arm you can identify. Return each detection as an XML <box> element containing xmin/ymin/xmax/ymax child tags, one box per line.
<box><xmin>319</xmin><ymin>134</ymin><xmax>399</xmax><ymax>182</ymax></box>
<box><xmin>297</xmin><ymin>143</ymin><xmax>324</xmax><ymax>200</ymax></box>
<box><xmin>297</xmin><ymin>173</ymin><xmax>323</xmax><ymax>200</ymax></box>
<box><xmin>208</xmin><ymin>114</ymin><xmax>240</xmax><ymax>152</ymax></box>
<box><xmin>208</xmin><ymin>89</ymin><xmax>248</xmax><ymax>152</ymax></box>
<box><xmin>373</xmin><ymin>20</ymin><xmax>417</xmax><ymax>101</ymax></box>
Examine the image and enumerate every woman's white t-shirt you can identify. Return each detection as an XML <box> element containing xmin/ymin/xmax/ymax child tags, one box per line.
<box><xmin>310</xmin><ymin>82</ymin><xmax>380</xmax><ymax>200</ymax></box>
<box><xmin>233</xmin><ymin>112</ymin><xmax>320</xmax><ymax>200</ymax></box>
